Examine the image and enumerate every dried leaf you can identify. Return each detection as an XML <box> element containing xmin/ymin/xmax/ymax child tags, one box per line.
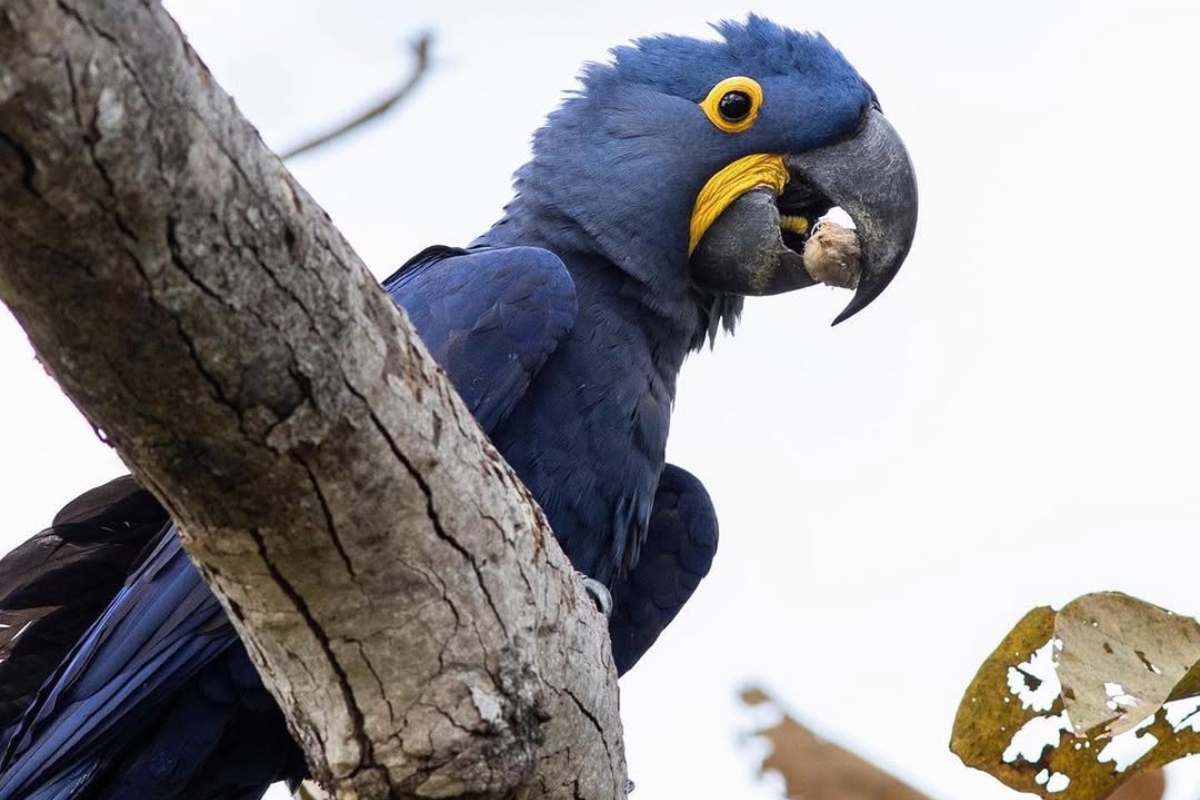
<box><xmin>742</xmin><ymin>686</ymin><xmax>935</xmax><ymax>800</ymax></box>
<box><xmin>951</xmin><ymin>594</ymin><xmax>1200</xmax><ymax>800</ymax></box>
<box><xmin>1056</xmin><ymin>593</ymin><xmax>1200</xmax><ymax>736</ymax></box>
<box><xmin>1106</xmin><ymin>769</ymin><xmax>1165</xmax><ymax>800</ymax></box>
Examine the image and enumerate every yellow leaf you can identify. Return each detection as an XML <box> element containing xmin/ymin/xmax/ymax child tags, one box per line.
<box><xmin>951</xmin><ymin>594</ymin><xmax>1200</xmax><ymax>800</ymax></box>
<box><xmin>1166</xmin><ymin>658</ymin><xmax>1200</xmax><ymax>704</ymax></box>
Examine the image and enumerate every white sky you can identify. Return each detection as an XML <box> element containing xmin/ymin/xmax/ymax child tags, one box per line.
<box><xmin>2</xmin><ymin>1</ymin><xmax>1200</xmax><ymax>798</ymax></box>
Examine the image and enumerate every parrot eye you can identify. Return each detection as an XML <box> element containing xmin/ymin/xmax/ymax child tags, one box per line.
<box><xmin>700</xmin><ymin>76</ymin><xmax>763</xmax><ymax>134</ymax></box>
<box><xmin>718</xmin><ymin>92</ymin><xmax>753</xmax><ymax>122</ymax></box>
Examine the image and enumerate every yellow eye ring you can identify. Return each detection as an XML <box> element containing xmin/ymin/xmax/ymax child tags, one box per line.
<box><xmin>700</xmin><ymin>76</ymin><xmax>764</xmax><ymax>134</ymax></box>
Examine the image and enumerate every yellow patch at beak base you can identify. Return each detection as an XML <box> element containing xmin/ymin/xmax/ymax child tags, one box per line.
<box><xmin>688</xmin><ymin>153</ymin><xmax>789</xmax><ymax>255</ymax></box>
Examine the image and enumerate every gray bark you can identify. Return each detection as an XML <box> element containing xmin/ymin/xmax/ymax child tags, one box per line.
<box><xmin>0</xmin><ymin>1</ymin><xmax>626</xmax><ymax>798</ymax></box>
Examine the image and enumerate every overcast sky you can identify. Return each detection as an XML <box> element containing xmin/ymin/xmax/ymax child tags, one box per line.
<box><xmin>2</xmin><ymin>2</ymin><xmax>1199</xmax><ymax>798</ymax></box>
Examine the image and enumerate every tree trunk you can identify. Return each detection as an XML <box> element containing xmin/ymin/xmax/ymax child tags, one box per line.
<box><xmin>0</xmin><ymin>1</ymin><xmax>625</xmax><ymax>798</ymax></box>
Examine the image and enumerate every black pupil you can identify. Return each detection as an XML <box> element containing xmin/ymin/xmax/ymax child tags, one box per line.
<box><xmin>718</xmin><ymin>90</ymin><xmax>753</xmax><ymax>122</ymax></box>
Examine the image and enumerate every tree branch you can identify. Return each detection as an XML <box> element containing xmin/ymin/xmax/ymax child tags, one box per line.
<box><xmin>0</xmin><ymin>2</ymin><xmax>625</xmax><ymax>799</ymax></box>
<box><xmin>281</xmin><ymin>34</ymin><xmax>432</xmax><ymax>161</ymax></box>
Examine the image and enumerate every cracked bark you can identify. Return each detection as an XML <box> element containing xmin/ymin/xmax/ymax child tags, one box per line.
<box><xmin>0</xmin><ymin>1</ymin><xmax>626</xmax><ymax>799</ymax></box>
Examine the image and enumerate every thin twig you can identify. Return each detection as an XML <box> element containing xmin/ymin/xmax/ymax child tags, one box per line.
<box><xmin>281</xmin><ymin>34</ymin><xmax>432</xmax><ymax>160</ymax></box>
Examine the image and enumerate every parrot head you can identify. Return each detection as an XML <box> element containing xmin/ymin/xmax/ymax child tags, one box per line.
<box><xmin>504</xmin><ymin>15</ymin><xmax>918</xmax><ymax>329</ymax></box>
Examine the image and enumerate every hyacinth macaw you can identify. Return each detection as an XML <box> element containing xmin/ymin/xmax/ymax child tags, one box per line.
<box><xmin>0</xmin><ymin>16</ymin><xmax>917</xmax><ymax>800</ymax></box>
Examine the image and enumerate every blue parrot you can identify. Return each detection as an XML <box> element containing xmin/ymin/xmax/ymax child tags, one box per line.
<box><xmin>0</xmin><ymin>16</ymin><xmax>916</xmax><ymax>800</ymax></box>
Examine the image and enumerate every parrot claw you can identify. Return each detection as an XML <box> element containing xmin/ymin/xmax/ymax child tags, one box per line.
<box><xmin>578</xmin><ymin>573</ymin><xmax>613</xmax><ymax>618</ymax></box>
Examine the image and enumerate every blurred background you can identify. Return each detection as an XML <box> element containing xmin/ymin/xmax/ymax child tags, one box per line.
<box><xmin>2</xmin><ymin>1</ymin><xmax>1199</xmax><ymax>797</ymax></box>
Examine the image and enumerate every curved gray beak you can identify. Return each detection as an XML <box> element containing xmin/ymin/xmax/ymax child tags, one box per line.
<box><xmin>690</xmin><ymin>109</ymin><xmax>918</xmax><ymax>325</ymax></box>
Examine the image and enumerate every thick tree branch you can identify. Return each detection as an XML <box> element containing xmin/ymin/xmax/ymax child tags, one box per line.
<box><xmin>0</xmin><ymin>2</ymin><xmax>625</xmax><ymax>799</ymax></box>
